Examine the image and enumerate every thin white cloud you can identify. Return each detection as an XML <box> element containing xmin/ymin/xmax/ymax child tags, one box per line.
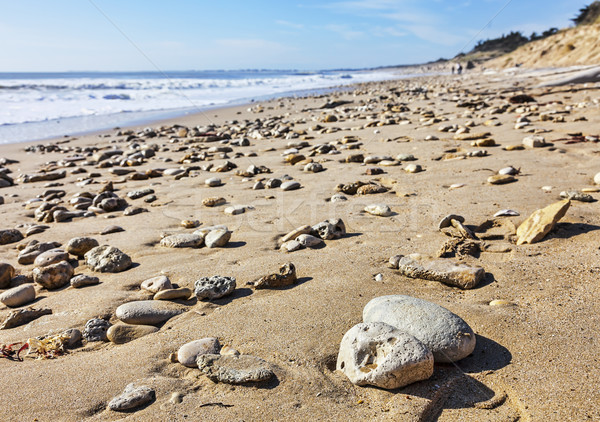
<box><xmin>325</xmin><ymin>24</ymin><xmax>365</xmax><ymax>40</ymax></box>
<box><xmin>275</xmin><ymin>20</ymin><xmax>304</xmax><ymax>29</ymax></box>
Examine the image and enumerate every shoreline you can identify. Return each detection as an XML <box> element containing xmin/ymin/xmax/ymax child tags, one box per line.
<box><xmin>0</xmin><ymin>68</ymin><xmax>599</xmax><ymax>421</ymax></box>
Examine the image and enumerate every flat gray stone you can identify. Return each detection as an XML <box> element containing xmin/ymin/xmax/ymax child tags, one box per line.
<box><xmin>0</xmin><ymin>229</ymin><xmax>23</xmax><ymax>245</ymax></box>
<box><xmin>204</xmin><ymin>229</ymin><xmax>231</xmax><ymax>248</ymax></box>
<box><xmin>160</xmin><ymin>233</ymin><xmax>204</xmax><ymax>248</ymax></box>
<box><xmin>70</xmin><ymin>274</ymin><xmax>100</xmax><ymax>288</ymax></box>
<box><xmin>85</xmin><ymin>245</ymin><xmax>132</xmax><ymax>273</ymax></box>
<box><xmin>83</xmin><ymin>318</ymin><xmax>111</xmax><ymax>342</ymax></box>
<box><xmin>115</xmin><ymin>300</ymin><xmax>185</xmax><ymax>325</ymax></box>
<box><xmin>396</xmin><ymin>253</ymin><xmax>484</xmax><ymax>289</ymax></box>
<box><xmin>140</xmin><ymin>275</ymin><xmax>172</xmax><ymax>293</ymax></box>
<box><xmin>280</xmin><ymin>181</ymin><xmax>301</xmax><ymax>191</ymax></box>
<box><xmin>196</xmin><ymin>354</ymin><xmax>274</xmax><ymax>384</ymax></box>
<box><xmin>194</xmin><ymin>276</ymin><xmax>236</xmax><ymax>300</ymax></box>
<box><xmin>108</xmin><ymin>384</ymin><xmax>155</xmax><ymax>411</ymax></box>
<box><xmin>337</xmin><ymin>322</ymin><xmax>433</xmax><ymax>389</ymax></box>
<box><xmin>107</xmin><ymin>324</ymin><xmax>159</xmax><ymax>344</ymax></box>
<box><xmin>177</xmin><ymin>338</ymin><xmax>221</xmax><ymax>367</ymax></box>
<box><xmin>0</xmin><ymin>284</ymin><xmax>36</xmax><ymax>307</ymax></box>
<box><xmin>296</xmin><ymin>234</ymin><xmax>323</xmax><ymax>248</ymax></box>
<box><xmin>363</xmin><ymin>295</ymin><xmax>476</xmax><ymax>363</ymax></box>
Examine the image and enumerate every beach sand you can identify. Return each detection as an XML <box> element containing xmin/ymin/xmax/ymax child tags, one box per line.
<box><xmin>0</xmin><ymin>68</ymin><xmax>599</xmax><ymax>421</ymax></box>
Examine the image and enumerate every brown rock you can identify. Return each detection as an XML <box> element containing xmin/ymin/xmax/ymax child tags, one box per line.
<box><xmin>396</xmin><ymin>253</ymin><xmax>484</xmax><ymax>289</ymax></box>
<box><xmin>0</xmin><ymin>262</ymin><xmax>15</xmax><ymax>289</ymax></box>
<box><xmin>516</xmin><ymin>200</ymin><xmax>570</xmax><ymax>245</ymax></box>
<box><xmin>252</xmin><ymin>263</ymin><xmax>297</xmax><ymax>289</ymax></box>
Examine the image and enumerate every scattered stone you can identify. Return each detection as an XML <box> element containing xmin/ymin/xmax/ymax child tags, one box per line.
<box><xmin>494</xmin><ymin>209</ymin><xmax>520</xmax><ymax>217</ymax></box>
<box><xmin>252</xmin><ymin>263</ymin><xmax>297</xmax><ymax>289</ymax></box>
<box><xmin>311</xmin><ymin>218</ymin><xmax>346</xmax><ymax>240</ymax></box>
<box><xmin>196</xmin><ymin>354</ymin><xmax>274</xmax><ymax>384</ymax></box>
<box><xmin>141</xmin><ymin>275</ymin><xmax>172</xmax><ymax>293</ymax></box>
<box><xmin>33</xmin><ymin>261</ymin><xmax>74</xmax><ymax>289</ymax></box>
<box><xmin>0</xmin><ymin>307</ymin><xmax>52</xmax><ymax>330</ymax></box>
<box><xmin>224</xmin><ymin>205</ymin><xmax>247</xmax><ymax>215</ymax></box>
<box><xmin>21</xmin><ymin>170</ymin><xmax>66</xmax><ymax>183</ymax></box>
<box><xmin>0</xmin><ymin>229</ymin><xmax>23</xmax><ymax>245</ymax></box>
<box><xmin>194</xmin><ymin>276</ymin><xmax>236</xmax><ymax>300</ymax></box>
<box><xmin>489</xmin><ymin>299</ymin><xmax>515</xmax><ymax>307</ymax></box>
<box><xmin>85</xmin><ymin>246</ymin><xmax>132</xmax><ymax>272</ymax></box>
<box><xmin>205</xmin><ymin>177</ymin><xmax>222</xmax><ymax>187</ymax></box>
<box><xmin>337</xmin><ymin>322</ymin><xmax>433</xmax><ymax>389</ymax></box>
<box><xmin>154</xmin><ymin>287</ymin><xmax>192</xmax><ymax>301</ymax></box>
<box><xmin>66</xmin><ymin>237</ymin><xmax>99</xmax><ymax>257</ymax></box>
<box><xmin>0</xmin><ymin>262</ymin><xmax>15</xmax><ymax>288</ymax></box>
<box><xmin>127</xmin><ymin>188</ymin><xmax>154</xmax><ymax>199</ymax></box>
<box><xmin>115</xmin><ymin>300</ymin><xmax>186</xmax><ymax>325</ymax></box>
<box><xmin>594</xmin><ymin>172</ymin><xmax>600</xmax><ymax>185</ymax></box>
<box><xmin>280</xmin><ymin>240</ymin><xmax>302</xmax><ymax>252</ymax></box>
<box><xmin>560</xmin><ymin>190</ymin><xmax>594</xmax><ymax>202</ymax></box>
<box><xmin>281</xmin><ymin>225</ymin><xmax>312</xmax><ymax>243</ymax></box>
<box><xmin>108</xmin><ymin>384</ymin><xmax>155</xmax><ymax>412</ymax></box>
<box><xmin>364</xmin><ymin>204</ymin><xmax>392</xmax><ymax>217</ymax></box>
<box><xmin>0</xmin><ymin>284</ymin><xmax>36</xmax><ymax>307</ymax></box>
<box><xmin>220</xmin><ymin>345</ymin><xmax>240</xmax><ymax>356</ymax></box>
<box><xmin>516</xmin><ymin>200</ymin><xmax>570</xmax><ymax>245</ymax></box>
<box><xmin>178</xmin><ymin>338</ymin><xmax>221</xmax><ymax>367</ymax></box>
<box><xmin>204</xmin><ymin>229</ymin><xmax>232</xmax><ymax>248</ymax></box>
<box><xmin>107</xmin><ymin>324</ymin><xmax>159</xmax><ymax>344</ymax></box>
<box><xmin>70</xmin><ymin>274</ymin><xmax>100</xmax><ymax>288</ymax></box>
<box><xmin>281</xmin><ymin>181</ymin><xmax>301</xmax><ymax>191</ymax></box>
<box><xmin>33</xmin><ymin>249</ymin><xmax>69</xmax><ymax>268</ymax></box>
<box><xmin>202</xmin><ymin>197</ymin><xmax>226</xmax><ymax>207</ymax></box>
<box><xmin>83</xmin><ymin>318</ymin><xmax>111</xmax><ymax>342</ymax></box>
<box><xmin>180</xmin><ymin>219</ymin><xmax>200</xmax><ymax>229</ymax></box>
<box><xmin>395</xmin><ymin>253</ymin><xmax>484</xmax><ymax>289</ymax></box>
<box><xmin>488</xmin><ymin>174</ymin><xmax>516</xmax><ymax>185</ymax></box>
<box><xmin>160</xmin><ymin>233</ymin><xmax>204</xmax><ymax>248</ymax></box>
<box><xmin>296</xmin><ymin>234</ymin><xmax>323</xmax><ymax>248</ymax></box>
<box><xmin>523</xmin><ymin>135</ymin><xmax>546</xmax><ymax>148</ymax></box>
<box><xmin>123</xmin><ymin>206</ymin><xmax>147</xmax><ymax>216</ymax></box>
<box><xmin>363</xmin><ymin>295</ymin><xmax>476</xmax><ymax>363</ymax></box>
<box><xmin>101</xmin><ymin>225</ymin><xmax>125</xmax><ymax>235</ymax></box>
<box><xmin>498</xmin><ymin>166</ymin><xmax>519</xmax><ymax>175</ymax></box>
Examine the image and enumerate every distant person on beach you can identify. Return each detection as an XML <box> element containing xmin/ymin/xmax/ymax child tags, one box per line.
<box><xmin>456</xmin><ymin>63</ymin><xmax>462</xmax><ymax>74</ymax></box>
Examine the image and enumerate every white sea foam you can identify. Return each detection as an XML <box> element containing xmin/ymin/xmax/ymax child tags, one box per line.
<box><xmin>0</xmin><ymin>69</ymin><xmax>405</xmax><ymax>143</ymax></box>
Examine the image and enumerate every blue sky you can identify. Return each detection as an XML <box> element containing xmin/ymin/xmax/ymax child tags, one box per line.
<box><xmin>0</xmin><ymin>0</ymin><xmax>588</xmax><ymax>71</ymax></box>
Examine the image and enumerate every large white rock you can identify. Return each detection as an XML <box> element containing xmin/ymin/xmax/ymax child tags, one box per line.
<box><xmin>337</xmin><ymin>322</ymin><xmax>433</xmax><ymax>389</ymax></box>
<box><xmin>177</xmin><ymin>338</ymin><xmax>221</xmax><ymax>367</ymax></box>
<box><xmin>363</xmin><ymin>295</ymin><xmax>476</xmax><ymax>363</ymax></box>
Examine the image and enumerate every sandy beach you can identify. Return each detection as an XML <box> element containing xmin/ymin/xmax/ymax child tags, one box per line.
<box><xmin>0</xmin><ymin>68</ymin><xmax>599</xmax><ymax>421</ymax></box>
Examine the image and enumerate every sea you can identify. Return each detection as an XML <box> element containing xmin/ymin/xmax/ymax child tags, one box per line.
<box><xmin>0</xmin><ymin>69</ymin><xmax>407</xmax><ymax>144</ymax></box>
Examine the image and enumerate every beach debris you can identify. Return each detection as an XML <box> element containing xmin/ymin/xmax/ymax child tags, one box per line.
<box><xmin>363</xmin><ymin>295</ymin><xmax>476</xmax><ymax>363</ymax></box>
<box><xmin>523</xmin><ymin>135</ymin><xmax>546</xmax><ymax>148</ymax></box>
<box><xmin>108</xmin><ymin>384</ymin><xmax>155</xmax><ymax>412</ymax></box>
<box><xmin>196</xmin><ymin>354</ymin><xmax>274</xmax><ymax>384</ymax></box>
<box><xmin>391</xmin><ymin>253</ymin><xmax>484</xmax><ymax>289</ymax></box>
<box><xmin>194</xmin><ymin>276</ymin><xmax>236</xmax><ymax>300</ymax></box>
<box><xmin>0</xmin><ymin>307</ymin><xmax>52</xmax><ymax>330</ymax></box>
<box><xmin>438</xmin><ymin>214</ymin><xmax>476</xmax><ymax>239</ymax></box>
<box><xmin>177</xmin><ymin>338</ymin><xmax>221</xmax><ymax>367</ymax></box>
<box><xmin>251</xmin><ymin>263</ymin><xmax>297</xmax><ymax>289</ymax></box>
<box><xmin>0</xmin><ymin>342</ymin><xmax>28</xmax><ymax>361</ymax></box>
<box><xmin>516</xmin><ymin>199</ymin><xmax>570</xmax><ymax>245</ymax></box>
<box><xmin>337</xmin><ymin>322</ymin><xmax>433</xmax><ymax>389</ymax></box>
<box><xmin>202</xmin><ymin>197</ymin><xmax>227</xmax><ymax>207</ymax></box>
